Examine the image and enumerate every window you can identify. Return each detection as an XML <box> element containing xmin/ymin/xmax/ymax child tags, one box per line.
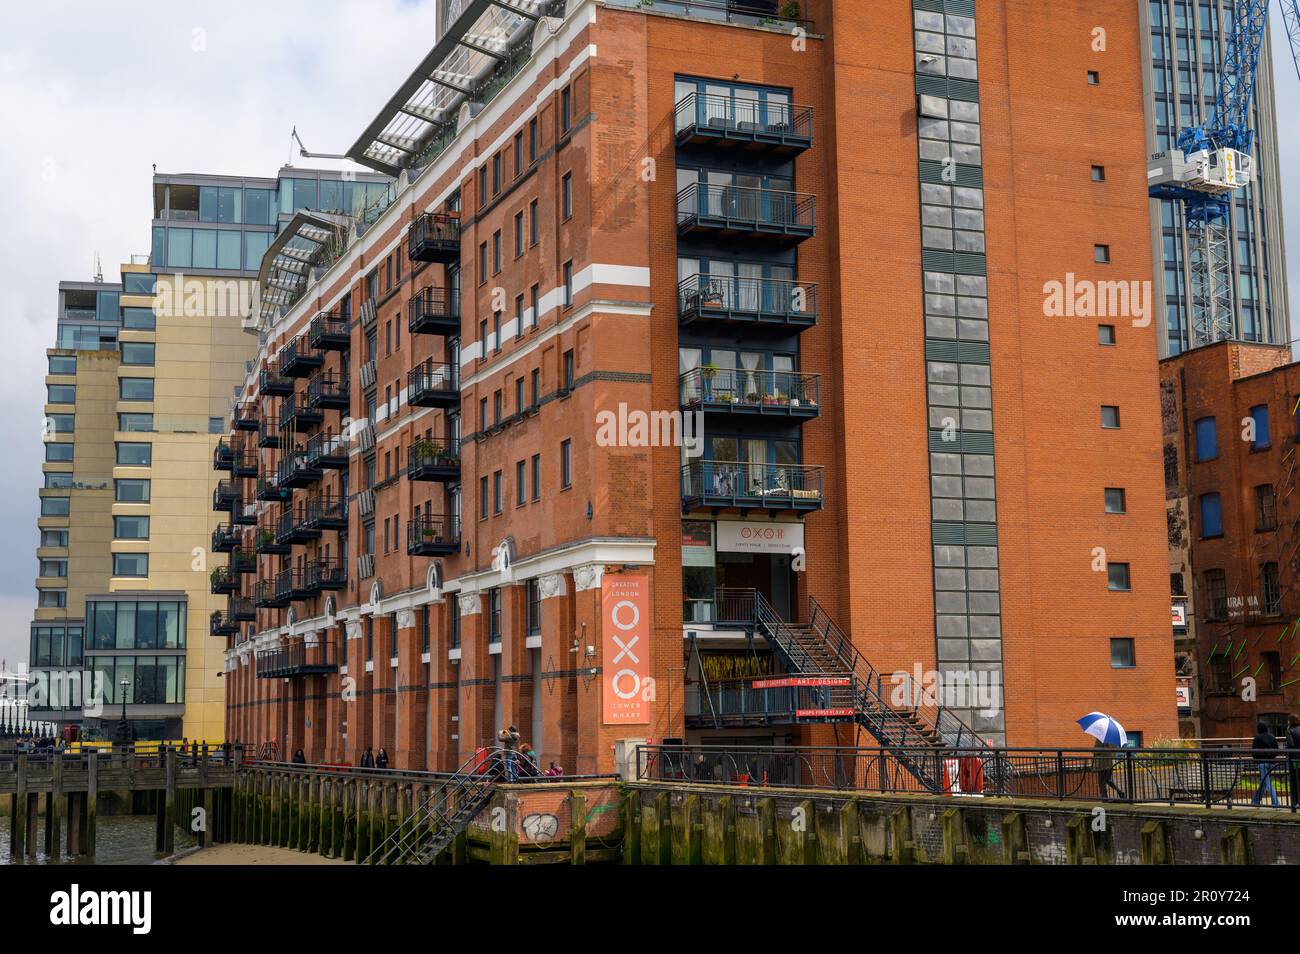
<box><xmin>41</xmin><ymin>530</ymin><xmax>68</xmax><ymax>548</ymax></box>
<box><xmin>492</xmin><ymin>153</ymin><xmax>501</xmax><ymax>195</ymax></box>
<box><xmin>478</xmin><ymin>166</ymin><xmax>488</xmax><ymax>207</ymax></box>
<box><xmin>561</xmin><ymin>439</ymin><xmax>572</xmax><ymax>489</ymax></box>
<box><xmin>1262</xmin><ymin>562</ymin><xmax>1281</xmax><ymax>615</ymax></box>
<box><xmin>420</xmin><ymin>606</ymin><xmax>430</xmax><ymax>654</ymax></box>
<box><xmin>119</xmin><ymin>378</ymin><xmax>155</xmax><ymax>401</ymax></box>
<box><xmin>1098</xmin><ymin>324</ymin><xmax>1116</xmax><ymax>345</ymax></box>
<box><xmin>514</xmin><ymin>211</ymin><xmax>524</xmax><ymax>257</ymax></box>
<box><xmin>514</xmin><ymin>376</ymin><xmax>524</xmax><ymax>411</ymax></box>
<box><xmin>492</xmin><ymin>230</ymin><xmax>501</xmax><ymax>274</ymax></box>
<box><xmin>47</xmin><ymin>384</ymin><xmax>75</xmax><ymax>404</ymax></box>
<box><xmin>122</xmin><ymin>307</ymin><xmax>155</xmax><ymax>330</ymax></box>
<box><xmin>529</xmin><ymin>117</ymin><xmax>538</xmax><ymax>161</ymax></box>
<box><xmin>112</xmin><ymin>553</ymin><xmax>149</xmax><ymax>578</ymax></box>
<box><xmin>1249</xmin><ymin>403</ymin><xmax>1271</xmax><ymax>449</ymax></box>
<box><xmin>494</xmin><ymin>389</ymin><xmax>502</xmax><ymax>423</ymax></box>
<box><xmin>1204</xmin><ymin>568</ymin><xmax>1227</xmax><ymax>620</ymax></box>
<box><xmin>1256</xmin><ymin>484</ymin><xmax>1277</xmax><ymax>531</ymax></box>
<box><xmin>563</xmin><ymin>260</ymin><xmax>573</xmax><ymax>307</ymax></box>
<box><xmin>478</xmin><ymin>241</ymin><xmax>488</xmax><ymax>284</ymax></box>
<box><xmin>1262</xmin><ymin>651</ymin><xmax>1282</xmax><ymax>691</ymax></box>
<box><xmin>41</xmin><ymin>497</ymin><xmax>70</xmax><ymax>517</ymax></box>
<box><xmin>516</xmin><ymin>460</ymin><xmax>526</xmax><ymax>506</ymax></box>
<box><xmin>530</xmin><ymin>368</ymin><xmax>540</xmax><ymax>406</ymax></box>
<box><xmin>1087</xmin><ymin>70</ymin><xmax>1100</xmax><ymax>85</ymax></box>
<box><xmin>480</xmin><ymin>476</ymin><xmax>489</xmax><ymax>519</ymax></box>
<box><xmin>114</xmin><ymin>515</ymin><xmax>150</xmax><ymax>539</ymax></box>
<box><xmin>531</xmin><ymin>453</ymin><xmax>541</xmax><ymax>500</ymax></box>
<box><xmin>493</xmin><ymin>312</ymin><xmax>502</xmax><ymax>353</ymax></box>
<box><xmin>1104</xmin><ymin>488</ymin><xmax>1126</xmax><ymax>514</ymax></box>
<box><xmin>1199</xmin><ymin>492</ymin><xmax>1222</xmax><ymax>538</ymax></box>
<box><xmin>45</xmin><ymin>473</ymin><xmax>72</xmax><ymax>490</ymax></box>
<box><xmin>479</xmin><ymin>397</ymin><xmax>488</xmax><ymax>430</ymax></box>
<box><xmin>366</xmin><ymin>616</ymin><xmax>374</xmax><ymax>662</ymax></box>
<box><xmin>39</xmin><ymin>590</ymin><xmax>67</xmax><ymax>609</ymax></box>
<box><xmin>116</xmin><ymin>442</ymin><xmax>152</xmax><ymax>466</ymax></box>
<box><xmin>493</xmin><ymin>470</ymin><xmax>503</xmax><ymax>514</ymax></box>
<box><xmin>561</xmin><ymin>86</ymin><xmax>571</xmax><ymax>132</ymax></box>
<box><xmin>489</xmin><ymin>588</ymin><xmax>502</xmax><ymax>643</ymax></box>
<box><xmin>118</xmin><ymin>413</ymin><xmax>153</xmax><ymax>433</ymax></box>
<box><xmin>1106</xmin><ymin>562</ymin><xmax>1130</xmax><ymax>591</ymax></box>
<box><xmin>513</xmin><ymin>131</ymin><xmax>523</xmax><ymax>176</ymax></box>
<box><xmin>530</xmin><ymin>283</ymin><xmax>539</xmax><ymax>327</ymax></box>
<box><xmin>48</xmin><ymin>355</ymin><xmax>76</xmax><ymax>375</ymax></box>
<box><xmin>529</xmin><ymin>199</ymin><xmax>538</xmax><ymax>246</ymax></box>
<box><xmin>563</xmin><ymin>349</ymin><xmax>575</xmax><ymax>390</ymax></box>
<box><xmin>562</xmin><ymin>172</ymin><xmax>572</xmax><ymax>219</ymax></box>
<box><xmin>1100</xmin><ymin>405</ymin><xmax>1120</xmax><ymax>428</ymax></box>
<box><xmin>1090</xmin><ymin>165</ymin><xmax>1106</xmax><ymax>182</ymax></box>
<box><xmin>1093</xmin><ymin>244</ymin><xmax>1110</xmax><ymax>264</ymax></box>
<box><xmin>46</xmin><ymin>413</ymin><xmax>74</xmax><ymax>436</ymax></box>
<box><xmin>121</xmin><ymin>342</ymin><xmax>155</xmax><ymax>366</ymax></box>
<box><xmin>1194</xmin><ymin>417</ymin><xmax>1218</xmax><ymax>460</ymax></box>
<box><xmin>39</xmin><ymin>559</ymin><xmax>67</xmax><ymax>578</ymax></box>
<box><xmin>1110</xmin><ymin>638</ymin><xmax>1136</xmax><ymax>668</ymax></box>
<box><xmin>115</xmin><ymin>479</ymin><xmax>151</xmax><ymax>502</ymax></box>
<box><xmin>45</xmin><ymin>443</ymin><xmax>73</xmax><ymax>463</ymax></box>
<box><xmin>514</xmin><ymin>295</ymin><xmax>524</xmax><ymax>340</ymax></box>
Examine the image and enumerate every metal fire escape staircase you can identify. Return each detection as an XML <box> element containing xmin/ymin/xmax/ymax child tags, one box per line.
<box><xmin>720</xmin><ymin>588</ymin><xmax>985</xmax><ymax>792</ymax></box>
<box><xmin>366</xmin><ymin>749</ymin><xmax>503</xmax><ymax>865</ymax></box>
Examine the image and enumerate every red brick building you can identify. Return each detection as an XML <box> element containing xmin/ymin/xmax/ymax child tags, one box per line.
<box><xmin>1161</xmin><ymin>340</ymin><xmax>1300</xmax><ymax>739</ymax></box>
<box><xmin>219</xmin><ymin>0</ymin><xmax>1176</xmax><ymax>772</ymax></box>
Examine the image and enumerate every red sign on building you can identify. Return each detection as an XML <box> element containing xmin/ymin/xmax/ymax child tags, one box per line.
<box><xmin>602</xmin><ymin>575</ymin><xmax>650</xmax><ymax>725</ymax></box>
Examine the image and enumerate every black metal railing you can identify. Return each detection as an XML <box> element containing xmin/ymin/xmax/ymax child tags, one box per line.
<box><xmin>305</xmin><ymin>429</ymin><xmax>349</xmax><ymax>468</ymax></box>
<box><xmin>679</xmin><ymin>367</ymin><xmax>820</xmax><ymax>414</ymax></box>
<box><xmin>408</xmin><ymin>359</ymin><xmax>459</xmax><ymax>406</ymax></box>
<box><xmin>256</xmin><ymin>639</ymin><xmax>340</xmax><ymax>679</ymax></box>
<box><xmin>676</xmin><ymin>182</ymin><xmax>815</xmax><ymax>236</ymax></box>
<box><xmin>407</xmin><ymin>212</ymin><xmax>461</xmax><ymax>262</ymax></box>
<box><xmin>307</xmin><ymin>371</ymin><xmax>349</xmax><ymax>410</ymax></box>
<box><xmin>686</xmin><ymin>677</ymin><xmax>858</xmax><ymax>727</ymax></box>
<box><xmin>308</xmin><ymin>311</ymin><xmax>350</xmax><ymax>351</ymax></box>
<box><xmin>406</xmin><ymin>513</ymin><xmax>462</xmax><ymax>555</ymax></box>
<box><xmin>278</xmin><ymin>334</ymin><xmax>324</xmax><ymax>377</ymax></box>
<box><xmin>213</xmin><ymin>480</ymin><xmax>240</xmax><ymax>510</ymax></box>
<box><xmin>674</xmin><ymin>90</ymin><xmax>814</xmax><ymax>146</ymax></box>
<box><xmin>231</xmin><ymin>402</ymin><xmax>258</xmax><ymax>430</ymax></box>
<box><xmin>305</xmin><ymin>493</ymin><xmax>348</xmax><ymax>529</ymax></box>
<box><xmin>677</xmin><ymin>273</ymin><xmax>817</xmax><ymax>325</ymax></box>
<box><xmin>407</xmin><ymin>438</ymin><xmax>460</xmax><ymax>479</ymax></box>
<box><xmin>636</xmin><ymin>743</ymin><xmax>1300</xmax><ymax>811</ymax></box>
<box><xmin>304</xmin><ymin>558</ymin><xmax>346</xmax><ymax>591</ymax></box>
<box><xmin>211</xmin><ymin>523</ymin><xmax>238</xmax><ymax>553</ymax></box>
<box><xmin>259</xmin><ymin>366</ymin><xmax>294</xmax><ymax>396</ymax></box>
<box><xmin>280</xmin><ymin>393</ymin><xmax>323</xmax><ymax>430</ymax></box>
<box><xmin>681</xmin><ymin>460</ymin><xmax>823</xmax><ymax>509</ymax></box>
<box><xmin>408</xmin><ymin>286</ymin><xmax>460</xmax><ymax>335</ymax></box>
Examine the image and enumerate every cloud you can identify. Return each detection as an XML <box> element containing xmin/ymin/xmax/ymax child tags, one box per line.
<box><xmin>0</xmin><ymin>0</ymin><xmax>436</xmax><ymax>664</ymax></box>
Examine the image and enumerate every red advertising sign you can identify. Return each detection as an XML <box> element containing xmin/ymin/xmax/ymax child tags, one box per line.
<box><xmin>602</xmin><ymin>575</ymin><xmax>650</xmax><ymax>724</ymax></box>
<box><xmin>795</xmin><ymin>708</ymin><xmax>856</xmax><ymax>719</ymax></box>
<box><xmin>752</xmin><ymin>676</ymin><xmax>851</xmax><ymax>689</ymax></box>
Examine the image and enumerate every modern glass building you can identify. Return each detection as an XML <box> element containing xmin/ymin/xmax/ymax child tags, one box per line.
<box><xmin>1140</xmin><ymin>0</ymin><xmax>1291</xmax><ymax>356</ymax></box>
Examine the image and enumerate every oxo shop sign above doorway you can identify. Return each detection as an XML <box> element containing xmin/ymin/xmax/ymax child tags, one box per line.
<box><xmin>715</xmin><ymin>520</ymin><xmax>804</xmax><ymax>554</ymax></box>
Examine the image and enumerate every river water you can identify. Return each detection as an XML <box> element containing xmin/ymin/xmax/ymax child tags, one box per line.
<box><xmin>0</xmin><ymin>814</ymin><xmax>196</xmax><ymax>865</ymax></box>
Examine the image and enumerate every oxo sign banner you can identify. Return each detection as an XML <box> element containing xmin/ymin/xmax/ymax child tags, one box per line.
<box><xmin>602</xmin><ymin>575</ymin><xmax>650</xmax><ymax>724</ymax></box>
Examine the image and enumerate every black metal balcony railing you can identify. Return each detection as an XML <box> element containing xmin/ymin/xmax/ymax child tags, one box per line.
<box><xmin>231</xmin><ymin>402</ymin><xmax>259</xmax><ymax>431</ymax></box>
<box><xmin>278</xmin><ymin>335</ymin><xmax>324</xmax><ymax>378</ymax></box>
<box><xmin>213</xmin><ymin>439</ymin><xmax>235</xmax><ymax>472</ymax></box>
<box><xmin>256</xmin><ymin>577</ymin><xmax>290</xmax><ymax>608</ymax></box>
<box><xmin>685</xmin><ymin>677</ymin><xmax>857</xmax><ymax>729</ymax></box>
<box><xmin>213</xmin><ymin>480</ymin><xmax>240</xmax><ymax>511</ymax></box>
<box><xmin>274</xmin><ymin>568</ymin><xmax>311</xmax><ymax>602</ymax></box>
<box><xmin>256</xmin><ymin>473</ymin><xmax>292</xmax><ymax>503</ymax></box>
<box><xmin>681</xmin><ymin>460</ymin><xmax>824</xmax><ymax>512</ymax></box>
<box><xmin>305</xmin><ymin>558</ymin><xmax>346</xmax><ymax>592</ymax></box>
<box><xmin>407</xmin><ymin>359</ymin><xmax>459</xmax><ymax>408</ymax></box>
<box><xmin>209</xmin><ymin>610</ymin><xmax>239</xmax><ymax>638</ymax></box>
<box><xmin>231</xmin><ymin>501</ymin><xmax>257</xmax><ymax>526</ymax></box>
<box><xmin>275</xmin><ymin>505</ymin><xmax>319</xmax><ymax>545</ymax></box>
<box><xmin>407</xmin><ymin>513</ymin><xmax>462</xmax><ymax>556</ymax></box>
<box><xmin>258</xmin><ymin>366</ymin><xmax>294</xmax><ymax>397</ymax></box>
<box><xmin>258</xmin><ymin>417</ymin><xmax>280</xmax><ymax>449</ymax></box>
<box><xmin>307</xmin><ymin>372</ymin><xmax>349</xmax><ymax>411</ymax></box>
<box><xmin>280</xmin><ymin>393</ymin><xmax>324</xmax><ymax>431</ymax></box>
<box><xmin>229</xmin><ymin>596</ymin><xmax>256</xmax><ymax>622</ymax></box>
<box><xmin>255</xmin><ymin>521</ymin><xmax>290</xmax><ymax>555</ymax></box>
<box><xmin>677</xmin><ymin>274</ymin><xmax>817</xmax><ymax>328</ymax></box>
<box><xmin>676</xmin><ymin>183</ymin><xmax>815</xmax><ymax>242</ymax></box>
<box><xmin>408</xmin><ymin>286</ymin><xmax>461</xmax><ymax>336</ymax></box>
<box><xmin>305</xmin><ymin>493</ymin><xmax>348</xmax><ymax>531</ymax></box>
<box><xmin>407</xmin><ymin>212</ymin><xmax>461</xmax><ymax>263</ymax></box>
<box><xmin>231</xmin><ymin>548</ymin><xmax>257</xmax><ymax>575</ymax></box>
<box><xmin>256</xmin><ymin>639</ymin><xmax>339</xmax><ymax>679</ymax></box>
<box><xmin>230</xmin><ymin>449</ymin><xmax>258</xmax><ymax>478</ymax></box>
<box><xmin>407</xmin><ymin>438</ymin><xmax>461</xmax><ymax>482</ymax></box>
<box><xmin>210</xmin><ymin>565</ymin><xmax>239</xmax><ymax>595</ymax></box>
<box><xmin>211</xmin><ymin>523</ymin><xmax>238</xmax><ymax>553</ymax></box>
<box><xmin>674</xmin><ymin>91</ymin><xmax>814</xmax><ymax>153</ymax></box>
<box><xmin>305</xmin><ymin>430</ymin><xmax>350</xmax><ymax>470</ymax></box>
<box><xmin>308</xmin><ymin>311</ymin><xmax>350</xmax><ymax>352</ymax></box>
<box><xmin>679</xmin><ymin>368</ymin><xmax>821</xmax><ymax>418</ymax></box>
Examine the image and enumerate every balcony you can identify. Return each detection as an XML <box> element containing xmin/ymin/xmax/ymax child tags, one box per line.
<box><xmin>407</xmin><ymin>438</ymin><xmax>460</xmax><ymax>482</ymax></box>
<box><xmin>305</xmin><ymin>430</ymin><xmax>350</xmax><ymax>470</ymax></box>
<box><xmin>275</xmin><ymin>505</ymin><xmax>319</xmax><ymax>545</ymax></box>
<box><xmin>677</xmin><ymin>274</ymin><xmax>817</xmax><ymax>329</ymax></box>
<box><xmin>210</xmin><ymin>565</ymin><xmax>239</xmax><ymax>595</ymax></box>
<box><xmin>230</xmin><ymin>548</ymin><xmax>257</xmax><ymax>576</ymax></box>
<box><xmin>679</xmin><ymin>368</ymin><xmax>821</xmax><ymax>420</ymax></box>
<box><xmin>258</xmin><ymin>366</ymin><xmax>294</xmax><ymax>397</ymax></box>
<box><xmin>230</xmin><ymin>447</ymin><xmax>258</xmax><ymax>478</ymax></box>
<box><xmin>274</xmin><ymin>567</ymin><xmax>312</xmax><ymax>602</ymax></box>
<box><xmin>229</xmin><ymin>596</ymin><xmax>256</xmax><ymax>622</ymax></box>
<box><xmin>258</xmin><ymin>417</ymin><xmax>280</xmax><ymax>449</ymax></box>
<box><xmin>211</xmin><ymin>523</ymin><xmax>238</xmax><ymax>553</ymax></box>
<box><xmin>408</xmin><ymin>359</ymin><xmax>459</xmax><ymax>408</ymax></box>
<box><xmin>231</xmin><ymin>501</ymin><xmax>257</xmax><ymax>526</ymax></box>
<box><xmin>256</xmin><ymin>473</ymin><xmax>292</xmax><ymax>503</ymax></box>
<box><xmin>407</xmin><ymin>212</ymin><xmax>461</xmax><ymax>263</ymax></box>
<box><xmin>209</xmin><ymin>610</ymin><xmax>239</xmax><ymax>638</ymax></box>
<box><xmin>280</xmin><ymin>393</ymin><xmax>324</xmax><ymax>432</ymax></box>
<box><xmin>408</xmin><ymin>286</ymin><xmax>460</xmax><ymax>336</ymax></box>
<box><xmin>256</xmin><ymin>639</ymin><xmax>339</xmax><ymax>679</ymax></box>
<box><xmin>681</xmin><ymin>460</ymin><xmax>824</xmax><ymax>513</ymax></box>
<box><xmin>307</xmin><ymin>372</ymin><xmax>349</xmax><ymax>412</ymax></box>
<box><xmin>674</xmin><ymin>92</ymin><xmax>813</xmax><ymax>155</ymax></box>
<box><xmin>213</xmin><ymin>480</ymin><xmax>240</xmax><ymax>512</ymax></box>
<box><xmin>685</xmin><ymin>677</ymin><xmax>857</xmax><ymax>729</ymax></box>
<box><xmin>309</xmin><ymin>311</ymin><xmax>350</xmax><ymax>351</ymax></box>
<box><xmin>305</xmin><ymin>558</ymin><xmax>346</xmax><ymax>593</ymax></box>
<box><xmin>213</xmin><ymin>440</ymin><xmax>235</xmax><ymax>472</ymax></box>
<box><xmin>278</xmin><ymin>335</ymin><xmax>324</xmax><ymax>378</ymax></box>
<box><xmin>407</xmin><ymin>513</ymin><xmax>461</xmax><ymax>556</ymax></box>
<box><xmin>255</xmin><ymin>578</ymin><xmax>290</xmax><ymax>609</ymax></box>
<box><xmin>231</xmin><ymin>402</ymin><xmax>259</xmax><ymax>432</ymax></box>
<box><xmin>305</xmin><ymin>493</ymin><xmax>348</xmax><ymax>531</ymax></box>
<box><xmin>676</xmin><ymin>183</ymin><xmax>815</xmax><ymax>244</ymax></box>
<box><xmin>255</xmin><ymin>520</ymin><xmax>290</xmax><ymax>555</ymax></box>
<box><xmin>277</xmin><ymin>445</ymin><xmax>323</xmax><ymax>488</ymax></box>
<box><xmin>606</xmin><ymin>0</ymin><xmax>811</xmax><ymax>29</ymax></box>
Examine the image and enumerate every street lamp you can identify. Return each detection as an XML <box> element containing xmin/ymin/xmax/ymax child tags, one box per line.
<box><xmin>117</xmin><ymin>675</ymin><xmax>131</xmax><ymax>744</ymax></box>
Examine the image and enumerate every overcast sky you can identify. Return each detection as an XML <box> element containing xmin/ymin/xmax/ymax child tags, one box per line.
<box><xmin>0</xmin><ymin>5</ymin><xmax>1297</xmax><ymax>669</ymax></box>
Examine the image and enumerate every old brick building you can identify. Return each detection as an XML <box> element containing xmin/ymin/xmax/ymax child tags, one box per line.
<box><xmin>219</xmin><ymin>0</ymin><xmax>1176</xmax><ymax>772</ymax></box>
<box><xmin>1161</xmin><ymin>340</ymin><xmax>1300</xmax><ymax>739</ymax></box>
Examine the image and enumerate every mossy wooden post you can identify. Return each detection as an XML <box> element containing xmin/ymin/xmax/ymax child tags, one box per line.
<box><xmin>621</xmin><ymin>788</ymin><xmax>641</xmax><ymax>865</ymax></box>
<box><xmin>890</xmin><ymin>807</ymin><xmax>914</xmax><ymax>865</ymax></box>
<box><xmin>940</xmin><ymin>807</ymin><xmax>968</xmax><ymax>865</ymax></box>
<box><xmin>1140</xmin><ymin>820</ymin><xmax>1170</xmax><ymax>864</ymax></box>
<box><xmin>354</xmin><ymin>780</ymin><xmax>369</xmax><ymax>863</ymax></box>
<box><xmin>381</xmin><ymin>781</ymin><xmax>393</xmax><ymax>849</ymax></box>
<box><xmin>642</xmin><ymin>790</ymin><xmax>670</xmax><ymax>865</ymax></box>
<box><xmin>570</xmin><ymin>790</ymin><xmax>587</xmax><ymax>864</ymax></box>
<box><xmin>488</xmin><ymin>790</ymin><xmax>519</xmax><ymax>865</ymax></box>
<box><xmin>684</xmin><ymin>794</ymin><xmax>702</xmax><ymax>865</ymax></box>
<box><xmin>12</xmin><ymin>755</ymin><xmax>26</xmax><ymax>864</ymax></box>
<box><xmin>1066</xmin><ymin>813</ymin><xmax>1095</xmax><ymax>865</ymax></box>
<box><xmin>85</xmin><ymin>754</ymin><xmax>97</xmax><ymax>860</ymax></box>
<box><xmin>841</xmin><ymin>799</ymin><xmax>862</xmax><ymax>865</ymax></box>
<box><xmin>450</xmin><ymin>784</ymin><xmax>468</xmax><ymax>865</ymax></box>
<box><xmin>1002</xmin><ymin>812</ymin><xmax>1026</xmax><ymax>864</ymax></box>
<box><xmin>287</xmin><ymin>774</ymin><xmax>299</xmax><ymax>848</ymax></box>
<box><xmin>1221</xmin><ymin>825</ymin><xmax>1250</xmax><ymax>864</ymax></box>
<box><xmin>161</xmin><ymin>748</ymin><xmax>177</xmax><ymax>856</ymax></box>
<box><xmin>757</xmin><ymin>798</ymin><xmax>777</xmax><ymax>865</ymax></box>
<box><xmin>48</xmin><ymin>755</ymin><xmax>64</xmax><ymax>861</ymax></box>
<box><xmin>343</xmin><ymin>779</ymin><xmax>358</xmax><ymax>862</ymax></box>
<box><xmin>25</xmin><ymin>790</ymin><xmax>38</xmax><ymax>860</ymax></box>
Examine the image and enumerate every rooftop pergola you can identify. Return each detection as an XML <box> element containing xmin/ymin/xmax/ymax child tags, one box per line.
<box><xmin>255</xmin><ymin>212</ymin><xmax>352</xmax><ymax>328</ymax></box>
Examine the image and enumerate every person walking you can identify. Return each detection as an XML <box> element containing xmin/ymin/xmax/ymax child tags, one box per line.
<box><xmin>360</xmin><ymin>745</ymin><xmax>375</xmax><ymax>768</ymax></box>
<box><xmin>1092</xmin><ymin>738</ymin><xmax>1124</xmax><ymax>800</ymax></box>
<box><xmin>1286</xmin><ymin>715</ymin><xmax>1300</xmax><ymax>810</ymax></box>
<box><xmin>375</xmin><ymin>747</ymin><xmax>390</xmax><ymax>769</ymax></box>
<box><xmin>497</xmin><ymin>724</ymin><xmax>520</xmax><ymax>781</ymax></box>
<box><xmin>1251</xmin><ymin>722</ymin><xmax>1281</xmax><ymax>808</ymax></box>
<box><xmin>291</xmin><ymin>748</ymin><xmax>306</xmax><ymax>765</ymax></box>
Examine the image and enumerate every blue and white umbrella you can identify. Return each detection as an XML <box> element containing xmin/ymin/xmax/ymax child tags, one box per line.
<box><xmin>1077</xmin><ymin>712</ymin><xmax>1128</xmax><ymax>747</ymax></box>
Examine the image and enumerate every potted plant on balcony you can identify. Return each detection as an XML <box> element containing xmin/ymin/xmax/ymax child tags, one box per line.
<box><xmin>422</xmin><ymin>524</ymin><xmax>445</xmax><ymax>544</ymax></box>
<box><xmin>699</xmin><ymin>280</ymin><xmax>724</xmax><ymax>309</ymax></box>
<box><xmin>210</xmin><ymin>568</ymin><xmax>224</xmax><ymax>586</ymax></box>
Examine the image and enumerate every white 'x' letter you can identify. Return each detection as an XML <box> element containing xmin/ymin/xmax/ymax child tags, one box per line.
<box><xmin>612</xmin><ymin>634</ymin><xmax>639</xmax><ymax>665</ymax></box>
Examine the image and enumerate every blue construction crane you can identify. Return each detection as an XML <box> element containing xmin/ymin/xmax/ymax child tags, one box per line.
<box><xmin>1148</xmin><ymin>0</ymin><xmax>1300</xmax><ymax>347</ymax></box>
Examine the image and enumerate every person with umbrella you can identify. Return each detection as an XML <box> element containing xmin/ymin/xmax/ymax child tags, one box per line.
<box><xmin>1079</xmin><ymin>712</ymin><xmax>1127</xmax><ymax>801</ymax></box>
